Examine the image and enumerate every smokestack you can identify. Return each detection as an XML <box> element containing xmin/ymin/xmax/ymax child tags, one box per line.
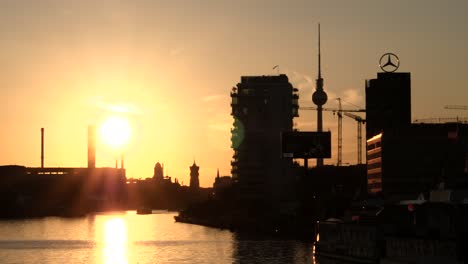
<box><xmin>120</xmin><ymin>154</ymin><xmax>124</xmax><ymax>169</ymax></box>
<box><xmin>88</xmin><ymin>125</ymin><xmax>96</xmax><ymax>168</ymax></box>
<box><xmin>41</xmin><ymin>128</ymin><xmax>44</xmax><ymax>168</ymax></box>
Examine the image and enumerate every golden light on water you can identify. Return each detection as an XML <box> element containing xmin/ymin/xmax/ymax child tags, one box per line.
<box><xmin>99</xmin><ymin>116</ymin><xmax>131</xmax><ymax>149</ymax></box>
<box><xmin>312</xmin><ymin>232</ymin><xmax>319</xmax><ymax>264</ymax></box>
<box><xmin>103</xmin><ymin>218</ymin><xmax>128</xmax><ymax>264</ymax></box>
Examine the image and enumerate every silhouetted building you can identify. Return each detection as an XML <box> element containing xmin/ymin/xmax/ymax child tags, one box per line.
<box><xmin>213</xmin><ymin>169</ymin><xmax>232</xmax><ymax>196</ymax></box>
<box><xmin>303</xmin><ymin>164</ymin><xmax>367</xmax><ymax>219</ymax></box>
<box><xmin>0</xmin><ymin>166</ymin><xmax>126</xmax><ymax>217</ymax></box>
<box><xmin>230</xmin><ymin>74</ymin><xmax>299</xmax><ymax>203</ymax></box>
<box><xmin>189</xmin><ymin>161</ymin><xmax>200</xmax><ymax>190</ymax></box>
<box><xmin>365</xmin><ymin>72</ymin><xmax>411</xmax><ymax>139</ymax></box>
<box><xmin>153</xmin><ymin>162</ymin><xmax>164</xmax><ymax>182</ymax></box>
<box><xmin>0</xmin><ymin>125</ymin><xmax>130</xmax><ymax>217</ymax></box>
<box><xmin>365</xmin><ymin>69</ymin><xmax>468</xmax><ymax>202</ymax></box>
<box><xmin>367</xmin><ymin>123</ymin><xmax>468</xmax><ymax>203</ymax></box>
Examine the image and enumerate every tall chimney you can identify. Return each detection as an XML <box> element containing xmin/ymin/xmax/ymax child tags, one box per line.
<box><xmin>41</xmin><ymin>128</ymin><xmax>44</xmax><ymax>168</ymax></box>
<box><xmin>88</xmin><ymin>125</ymin><xmax>96</xmax><ymax>168</ymax></box>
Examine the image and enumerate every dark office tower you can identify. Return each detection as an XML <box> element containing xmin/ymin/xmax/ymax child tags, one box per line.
<box><xmin>189</xmin><ymin>161</ymin><xmax>200</xmax><ymax>190</ymax></box>
<box><xmin>231</xmin><ymin>74</ymin><xmax>299</xmax><ymax>203</ymax></box>
<box><xmin>88</xmin><ymin>125</ymin><xmax>96</xmax><ymax>169</ymax></box>
<box><xmin>365</xmin><ymin>72</ymin><xmax>411</xmax><ymax>139</ymax></box>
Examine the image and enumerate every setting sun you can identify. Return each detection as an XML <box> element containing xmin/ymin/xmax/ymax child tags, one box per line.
<box><xmin>100</xmin><ymin>116</ymin><xmax>131</xmax><ymax>149</ymax></box>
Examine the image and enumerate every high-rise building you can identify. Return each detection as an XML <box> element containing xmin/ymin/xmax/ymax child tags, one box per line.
<box><xmin>365</xmin><ymin>68</ymin><xmax>468</xmax><ymax>202</ymax></box>
<box><xmin>230</xmin><ymin>74</ymin><xmax>299</xmax><ymax>203</ymax></box>
<box><xmin>365</xmin><ymin>72</ymin><xmax>411</xmax><ymax>139</ymax></box>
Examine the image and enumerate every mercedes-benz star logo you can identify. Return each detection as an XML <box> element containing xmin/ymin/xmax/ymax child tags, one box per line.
<box><xmin>379</xmin><ymin>53</ymin><xmax>400</xmax><ymax>73</ymax></box>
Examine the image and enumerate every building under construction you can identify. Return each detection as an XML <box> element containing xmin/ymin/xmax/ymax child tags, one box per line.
<box><xmin>230</xmin><ymin>74</ymin><xmax>299</xmax><ymax>204</ymax></box>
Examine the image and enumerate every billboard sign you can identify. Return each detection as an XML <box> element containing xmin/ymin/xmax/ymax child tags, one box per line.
<box><xmin>282</xmin><ymin>131</ymin><xmax>331</xmax><ymax>158</ymax></box>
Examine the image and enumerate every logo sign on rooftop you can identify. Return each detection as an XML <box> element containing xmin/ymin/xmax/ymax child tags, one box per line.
<box><xmin>379</xmin><ymin>53</ymin><xmax>400</xmax><ymax>73</ymax></box>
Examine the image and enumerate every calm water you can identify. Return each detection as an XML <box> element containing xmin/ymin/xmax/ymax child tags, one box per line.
<box><xmin>0</xmin><ymin>211</ymin><xmax>315</xmax><ymax>264</ymax></box>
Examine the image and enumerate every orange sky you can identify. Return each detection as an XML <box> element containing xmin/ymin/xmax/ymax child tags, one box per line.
<box><xmin>1</xmin><ymin>0</ymin><xmax>468</xmax><ymax>187</ymax></box>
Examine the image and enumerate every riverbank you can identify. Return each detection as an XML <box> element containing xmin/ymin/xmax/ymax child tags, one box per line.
<box><xmin>174</xmin><ymin>199</ymin><xmax>316</xmax><ymax>240</ymax></box>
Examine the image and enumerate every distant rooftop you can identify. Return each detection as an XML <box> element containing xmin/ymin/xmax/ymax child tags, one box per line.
<box><xmin>413</xmin><ymin>117</ymin><xmax>468</xmax><ymax>124</ymax></box>
<box><xmin>240</xmin><ymin>74</ymin><xmax>289</xmax><ymax>83</ymax></box>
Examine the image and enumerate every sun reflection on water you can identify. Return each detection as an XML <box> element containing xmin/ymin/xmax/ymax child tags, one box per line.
<box><xmin>103</xmin><ymin>218</ymin><xmax>128</xmax><ymax>264</ymax></box>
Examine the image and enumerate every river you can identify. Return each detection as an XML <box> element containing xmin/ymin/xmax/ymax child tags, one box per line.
<box><xmin>0</xmin><ymin>211</ymin><xmax>316</xmax><ymax>264</ymax></box>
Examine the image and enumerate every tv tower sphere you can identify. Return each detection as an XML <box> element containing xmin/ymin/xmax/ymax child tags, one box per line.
<box><xmin>313</xmin><ymin>89</ymin><xmax>327</xmax><ymax>106</ymax></box>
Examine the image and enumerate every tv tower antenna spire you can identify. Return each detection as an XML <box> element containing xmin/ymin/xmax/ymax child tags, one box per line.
<box><xmin>312</xmin><ymin>23</ymin><xmax>328</xmax><ymax>167</ymax></box>
<box><xmin>318</xmin><ymin>23</ymin><xmax>321</xmax><ymax>79</ymax></box>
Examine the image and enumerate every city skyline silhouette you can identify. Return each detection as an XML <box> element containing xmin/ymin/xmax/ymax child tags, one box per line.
<box><xmin>1</xmin><ymin>0</ymin><xmax>468</xmax><ymax>186</ymax></box>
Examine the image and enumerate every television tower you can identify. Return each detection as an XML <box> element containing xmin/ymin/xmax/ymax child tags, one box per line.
<box><xmin>312</xmin><ymin>24</ymin><xmax>328</xmax><ymax>167</ymax></box>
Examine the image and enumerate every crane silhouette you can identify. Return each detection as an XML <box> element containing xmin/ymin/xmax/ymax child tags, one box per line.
<box><xmin>300</xmin><ymin>98</ymin><xmax>365</xmax><ymax>166</ymax></box>
<box><xmin>445</xmin><ymin>105</ymin><xmax>468</xmax><ymax>110</ymax></box>
<box><xmin>343</xmin><ymin>112</ymin><xmax>366</xmax><ymax>164</ymax></box>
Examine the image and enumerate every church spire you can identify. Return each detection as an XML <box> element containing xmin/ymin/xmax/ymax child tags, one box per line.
<box><xmin>190</xmin><ymin>161</ymin><xmax>200</xmax><ymax>190</ymax></box>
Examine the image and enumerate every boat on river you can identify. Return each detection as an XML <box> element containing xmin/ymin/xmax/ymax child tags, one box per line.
<box><xmin>315</xmin><ymin>196</ymin><xmax>468</xmax><ymax>264</ymax></box>
<box><xmin>136</xmin><ymin>206</ymin><xmax>152</xmax><ymax>215</ymax></box>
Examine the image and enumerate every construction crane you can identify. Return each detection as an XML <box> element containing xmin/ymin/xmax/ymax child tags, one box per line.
<box><xmin>299</xmin><ymin>98</ymin><xmax>365</xmax><ymax>166</ymax></box>
<box><xmin>343</xmin><ymin>112</ymin><xmax>366</xmax><ymax>164</ymax></box>
<box><xmin>445</xmin><ymin>105</ymin><xmax>468</xmax><ymax>110</ymax></box>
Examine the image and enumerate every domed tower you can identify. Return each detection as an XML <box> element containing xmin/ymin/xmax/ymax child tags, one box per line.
<box><xmin>153</xmin><ymin>162</ymin><xmax>164</xmax><ymax>181</ymax></box>
<box><xmin>189</xmin><ymin>161</ymin><xmax>200</xmax><ymax>190</ymax></box>
<box><xmin>312</xmin><ymin>24</ymin><xmax>328</xmax><ymax>167</ymax></box>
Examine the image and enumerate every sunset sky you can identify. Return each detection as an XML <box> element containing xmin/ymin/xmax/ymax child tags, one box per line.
<box><xmin>1</xmin><ymin>0</ymin><xmax>468</xmax><ymax>187</ymax></box>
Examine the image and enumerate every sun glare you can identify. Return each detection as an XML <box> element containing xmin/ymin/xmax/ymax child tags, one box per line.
<box><xmin>100</xmin><ymin>116</ymin><xmax>131</xmax><ymax>149</ymax></box>
<box><xmin>103</xmin><ymin>218</ymin><xmax>128</xmax><ymax>264</ymax></box>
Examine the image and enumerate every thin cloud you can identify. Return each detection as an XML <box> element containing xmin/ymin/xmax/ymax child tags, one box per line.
<box><xmin>202</xmin><ymin>94</ymin><xmax>224</xmax><ymax>102</ymax></box>
<box><xmin>341</xmin><ymin>88</ymin><xmax>364</xmax><ymax>108</ymax></box>
<box><xmin>207</xmin><ymin>114</ymin><xmax>232</xmax><ymax>132</ymax></box>
<box><xmin>208</xmin><ymin>122</ymin><xmax>232</xmax><ymax>131</ymax></box>
<box><xmin>90</xmin><ymin>97</ymin><xmax>143</xmax><ymax>115</ymax></box>
<box><xmin>294</xmin><ymin>121</ymin><xmax>315</xmax><ymax>129</ymax></box>
<box><xmin>287</xmin><ymin>70</ymin><xmax>363</xmax><ymax>110</ymax></box>
<box><xmin>169</xmin><ymin>47</ymin><xmax>185</xmax><ymax>56</ymax></box>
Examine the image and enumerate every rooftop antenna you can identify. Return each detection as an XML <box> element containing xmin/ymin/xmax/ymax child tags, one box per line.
<box><xmin>318</xmin><ymin>24</ymin><xmax>321</xmax><ymax>79</ymax></box>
